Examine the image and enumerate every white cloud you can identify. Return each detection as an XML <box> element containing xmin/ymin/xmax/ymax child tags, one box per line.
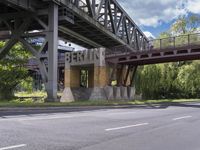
<box><xmin>144</xmin><ymin>31</ymin><xmax>155</xmax><ymax>38</ymax></box>
<box><xmin>139</xmin><ymin>17</ymin><xmax>160</xmax><ymax>27</ymax></box>
<box><xmin>186</xmin><ymin>0</ymin><xmax>200</xmax><ymax>14</ymax></box>
<box><xmin>117</xmin><ymin>0</ymin><xmax>188</xmax><ymax>27</ymax></box>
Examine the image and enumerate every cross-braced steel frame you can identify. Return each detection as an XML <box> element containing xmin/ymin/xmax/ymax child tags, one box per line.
<box><xmin>0</xmin><ymin>2</ymin><xmax>59</xmax><ymax>101</ymax></box>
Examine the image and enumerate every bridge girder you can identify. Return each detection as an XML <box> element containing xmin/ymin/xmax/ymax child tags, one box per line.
<box><xmin>58</xmin><ymin>0</ymin><xmax>149</xmax><ymax>51</ymax></box>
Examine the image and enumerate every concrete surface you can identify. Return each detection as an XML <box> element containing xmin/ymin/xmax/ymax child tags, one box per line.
<box><xmin>0</xmin><ymin>103</ymin><xmax>200</xmax><ymax>150</ymax></box>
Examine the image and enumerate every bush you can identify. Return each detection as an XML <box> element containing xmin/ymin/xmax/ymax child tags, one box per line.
<box><xmin>0</xmin><ymin>42</ymin><xmax>31</xmax><ymax>100</ymax></box>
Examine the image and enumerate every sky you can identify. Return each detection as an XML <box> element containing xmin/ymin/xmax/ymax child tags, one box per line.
<box><xmin>118</xmin><ymin>0</ymin><xmax>200</xmax><ymax>38</ymax></box>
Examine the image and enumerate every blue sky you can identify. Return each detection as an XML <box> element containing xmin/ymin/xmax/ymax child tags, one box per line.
<box><xmin>118</xmin><ymin>0</ymin><xmax>200</xmax><ymax>38</ymax></box>
<box><xmin>141</xmin><ymin>22</ymin><xmax>172</xmax><ymax>38</ymax></box>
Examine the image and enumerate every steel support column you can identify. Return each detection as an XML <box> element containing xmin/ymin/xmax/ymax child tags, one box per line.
<box><xmin>130</xmin><ymin>66</ymin><xmax>138</xmax><ymax>87</ymax></box>
<box><xmin>46</xmin><ymin>3</ymin><xmax>58</xmax><ymax>101</ymax></box>
<box><xmin>0</xmin><ymin>39</ymin><xmax>18</xmax><ymax>59</ymax></box>
<box><xmin>124</xmin><ymin>65</ymin><xmax>131</xmax><ymax>86</ymax></box>
<box><xmin>116</xmin><ymin>65</ymin><xmax>124</xmax><ymax>86</ymax></box>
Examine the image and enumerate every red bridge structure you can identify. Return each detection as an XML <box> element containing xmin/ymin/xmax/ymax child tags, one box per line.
<box><xmin>106</xmin><ymin>33</ymin><xmax>200</xmax><ymax>65</ymax></box>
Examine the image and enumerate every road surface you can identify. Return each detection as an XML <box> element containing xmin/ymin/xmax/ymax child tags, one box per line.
<box><xmin>0</xmin><ymin>103</ymin><xmax>200</xmax><ymax>150</ymax></box>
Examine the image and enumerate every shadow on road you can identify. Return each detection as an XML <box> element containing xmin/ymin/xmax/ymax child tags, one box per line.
<box><xmin>0</xmin><ymin>102</ymin><xmax>199</xmax><ymax>117</ymax></box>
<box><xmin>135</xmin><ymin>102</ymin><xmax>200</xmax><ymax>110</ymax></box>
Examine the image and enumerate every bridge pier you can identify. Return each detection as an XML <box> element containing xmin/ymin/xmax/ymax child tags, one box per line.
<box><xmin>0</xmin><ymin>2</ymin><xmax>59</xmax><ymax>102</ymax></box>
<box><xmin>61</xmin><ymin>48</ymin><xmax>137</xmax><ymax>102</ymax></box>
<box><xmin>21</xmin><ymin>3</ymin><xmax>59</xmax><ymax>102</ymax></box>
<box><xmin>45</xmin><ymin>3</ymin><xmax>58</xmax><ymax>102</ymax></box>
<box><xmin>61</xmin><ymin>48</ymin><xmax>108</xmax><ymax>102</ymax></box>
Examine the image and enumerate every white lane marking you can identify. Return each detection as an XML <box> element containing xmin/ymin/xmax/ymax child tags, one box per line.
<box><xmin>105</xmin><ymin>123</ymin><xmax>149</xmax><ymax>131</ymax></box>
<box><xmin>173</xmin><ymin>116</ymin><xmax>192</xmax><ymax>121</ymax></box>
<box><xmin>0</xmin><ymin>144</ymin><xmax>26</xmax><ymax>150</ymax></box>
<box><xmin>108</xmin><ymin>112</ymin><xmax>135</xmax><ymax>115</ymax></box>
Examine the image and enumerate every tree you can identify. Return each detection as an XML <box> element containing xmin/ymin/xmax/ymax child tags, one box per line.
<box><xmin>156</xmin><ymin>15</ymin><xmax>200</xmax><ymax>49</ymax></box>
<box><xmin>135</xmin><ymin>15</ymin><xmax>200</xmax><ymax>99</ymax></box>
<box><xmin>170</xmin><ymin>15</ymin><xmax>200</xmax><ymax>35</ymax></box>
<box><xmin>136</xmin><ymin>65</ymin><xmax>162</xmax><ymax>99</ymax></box>
<box><xmin>0</xmin><ymin>42</ymin><xmax>31</xmax><ymax>100</ymax></box>
<box><xmin>159</xmin><ymin>63</ymin><xmax>180</xmax><ymax>98</ymax></box>
<box><xmin>170</xmin><ymin>16</ymin><xmax>187</xmax><ymax>35</ymax></box>
<box><xmin>176</xmin><ymin>61</ymin><xmax>200</xmax><ymax>98</ymax></box>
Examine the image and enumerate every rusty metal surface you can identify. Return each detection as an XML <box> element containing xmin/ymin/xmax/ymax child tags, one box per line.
<box><xmin>106</xmin><ymin>33</ymin><xmax>200</xmax><ymax>65</ymax></box>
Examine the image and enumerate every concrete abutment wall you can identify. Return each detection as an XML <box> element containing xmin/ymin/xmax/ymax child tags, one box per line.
<box><xmin>61</xmin><ymin>48</ymin><xmax>136</xmax><ymax>102</ymax></box>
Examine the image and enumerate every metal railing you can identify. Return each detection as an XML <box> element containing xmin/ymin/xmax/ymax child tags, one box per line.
<box><xmin>106</xmin><ymin>33</ymin><xmax>200</xmax><ymax>57</ymax></box>
<box><xmin>149</xmin><ymin>33</ymin><xmax>200</xmax><ymax>51</ymax></box>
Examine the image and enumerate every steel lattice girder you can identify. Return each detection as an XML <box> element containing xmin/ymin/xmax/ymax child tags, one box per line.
<box><xmin>58</xmin><ymin>0</ymin><xmax>149</xmax><ymax>51</ymax></box>
<box><xmin>0</xmin><ymin>0</ymin><xmax>149</xmax><ymax>51</ymax></box>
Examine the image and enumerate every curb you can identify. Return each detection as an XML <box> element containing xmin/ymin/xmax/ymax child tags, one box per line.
<box><xmin>0</xmin><ymin>102</ymin><xmax>199</xmax><ymax>114</ymax></box>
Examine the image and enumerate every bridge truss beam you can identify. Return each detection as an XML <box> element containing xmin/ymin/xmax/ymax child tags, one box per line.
<box><xmin>58</xmin><ymin>0</ymin><xmax>149</xmax><ymax>51</ymax></box>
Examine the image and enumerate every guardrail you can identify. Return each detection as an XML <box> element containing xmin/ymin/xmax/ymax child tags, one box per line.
<box><xmin>106</xmin><ymin>33</ymin><xmax>200</xmax><ymax>57</ymax></box>
<box><xmin>149</xmin><ymin>33</ymin><xmax>200</xmax><ymax>51</ymax></box>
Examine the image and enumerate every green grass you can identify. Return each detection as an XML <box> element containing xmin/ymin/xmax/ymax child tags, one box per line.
<box><xmin>14</xmin><ymin>91</ymin><xmax>63</xmax><ymax>99</ymax></box>
<box><xmin>15</xmin><ymin>91</ymin><xmax>47</xmax><ymax>98</ymax></box>
<box><xmin>0</xmin><ymin>91</ymin><xmax>198</xmax><ymax>107</ymax></box>
<box><xmin>0</xmin><ymin>97</ymin><xmax>200</xmax><ymax>108</ymax></box>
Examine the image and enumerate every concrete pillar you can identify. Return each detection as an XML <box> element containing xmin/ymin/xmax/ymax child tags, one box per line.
<box><xmin>62</xmin><ymin>66</ymin><xmax>76</xmax><ymax>102</ymax></box>
<box><xmin>60</xmin><ymin>87</ymin><xmax>74</xmax><ymax>102</ymax></box>
<box><xmin>113</xmin><ymin>86</ymin><xmax>121</xmax><ymax>100</ymax></box>
<box><xmin>120</xmin><ymin>86</ymin><xmax>129</xmax><ymax>100</ymax></box>
<box><xmin>64</xmin><ymin>68</ymin><xmax>71</xmax><ymax>87</ymax></box>
<box><xmin>46</xmin><ymin>3</ymin><xmax>58</xmax><ymax>102</ymax></box>
<box><xmin>128</xmin><ymin>86</ymin><xmax>136</xmax><ymax>100</ymax></box>
<box><xmin>104</xmin><ymin>86</ymin><xmax>114</xmax><ymax>100</ymax></box>
<box><xmin>70</xmin><ymin>67</ymin><xmax>80</xmax><ymax>88</ymax></box>
<box><xmin>93</xmin><ymin>66</ymin><xmax>108</xmax><ymax>87</ymax></box>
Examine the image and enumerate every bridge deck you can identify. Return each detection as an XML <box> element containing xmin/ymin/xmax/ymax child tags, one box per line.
<box><xmin>106</xmin><ymin>33</ymin><xmax>200</xmax><ymax>65</ymax></box>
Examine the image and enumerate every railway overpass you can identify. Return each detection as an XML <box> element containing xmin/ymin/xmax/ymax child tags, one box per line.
<box><xmin>106</xmin><ymin>33</ymin><xmax>200</xmax><ymax>65</ymax></box>
<box><xmin>0</xmin><ymin>0</ymin><xmax>200</xmax><ymax>101</ymax></box>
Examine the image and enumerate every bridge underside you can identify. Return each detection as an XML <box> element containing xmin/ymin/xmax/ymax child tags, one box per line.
<box><xmin>58</xmin><ymin>17</ymin><xmax>123</xmax><ymax>48</ymax></box>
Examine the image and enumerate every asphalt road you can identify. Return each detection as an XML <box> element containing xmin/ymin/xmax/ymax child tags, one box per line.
<box><xmin>0</xmin><ymin>103</ymin><xmax>200</xmax><ymax>150</ymax></box>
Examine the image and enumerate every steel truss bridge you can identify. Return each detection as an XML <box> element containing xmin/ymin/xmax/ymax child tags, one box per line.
<box><xmin>0</xmin><ymin>0</ymin><xmax>200</xmax><ymax>101</ymax></box>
